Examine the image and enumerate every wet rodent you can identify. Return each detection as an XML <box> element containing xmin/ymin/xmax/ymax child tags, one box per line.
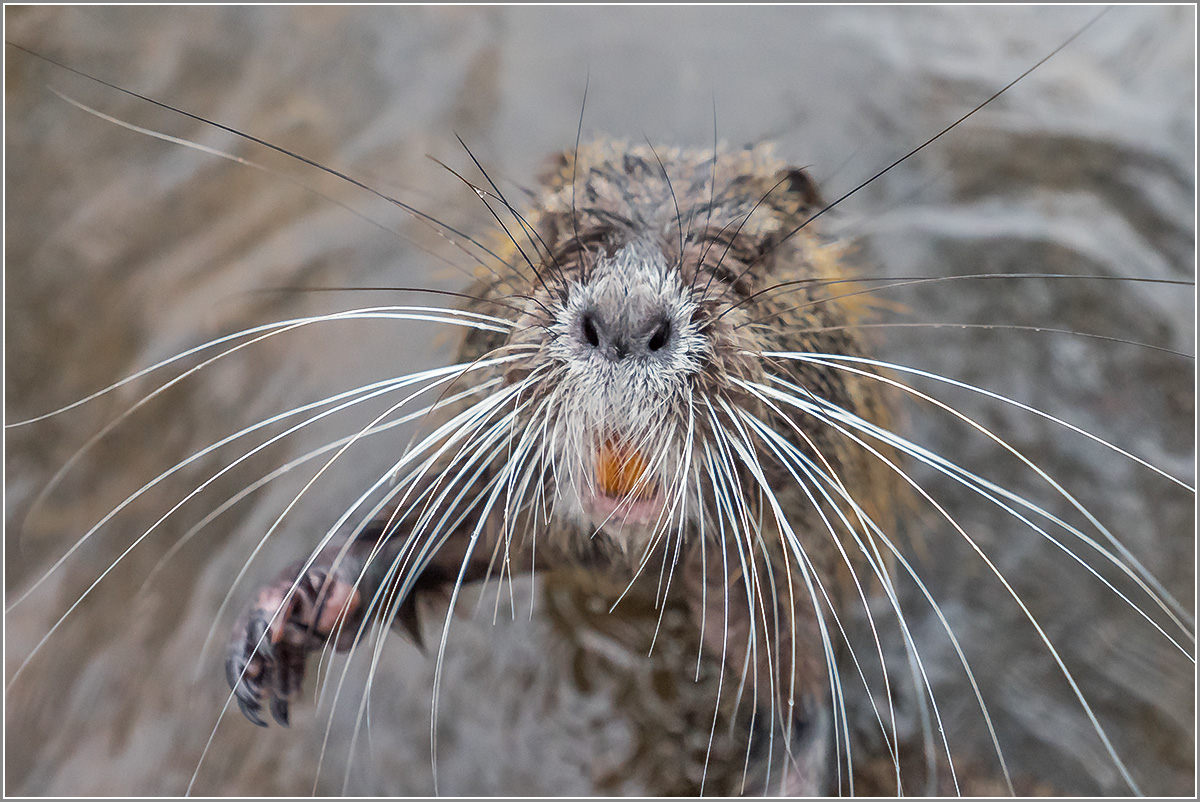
<box><xmin>224</xmin><ymin>140</ymin><xmax>898</xmax><ymax>794</ymax></box>
<box><xmin>5</xmin><ymin>6</ymin><xmax>1194</xmax><ymax>797</ymax></box>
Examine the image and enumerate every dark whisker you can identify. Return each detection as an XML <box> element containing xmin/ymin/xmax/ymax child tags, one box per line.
<box><xmin>570</xmin><ymin>71</ymin><xmax>590</xmax><ymax>250</ymax></box>
<box><xmin>699</xmin><ymin>172</ymin><xmax>793</xmax><ymax>303</ymax></box>
<box><xmin>692</xmin><ymin>95</ymin><xmax>721</xmax><ymax>296</ymax></box>
<box><xmin>643</xmin><ymin>136</ymin><xmax>686</xmax><ymax>273</ymax></box>
<box><xmin>6</xmin><ymin>42</ymin><xmax>512</xmax><ymax>268</ymax></box>
<box><xmin>248</xmin><ymin>285</ymin><xmax>526</xmax><ymax>317</ymax></box>
<box><xmin>772</xmin><ymin>319</ymin><xmax>1197</xmax><ymax>359</ymax></box>
<box><xmin>44</xmin><ymin>86</ymin><xmax>505</xmax><ymax>286</ymax></box>
<box><xmin>719</xmin><ymin>270</ymin><xmax>1196</xmax><ymax>326</ymax></box>
<box><xmin>739</xmin><ymin>7</ymin><xmax>1113</xmax><ymax>269</ymax></box>
<box><xmin>451</xmin><ymin>133</ymin><xmax>570</xmax><ymax>289</ymax></box>
<box><xmin>427</xmin><ymin>154</ymin><xmax>561</xmax><ymax>315</ymax></box>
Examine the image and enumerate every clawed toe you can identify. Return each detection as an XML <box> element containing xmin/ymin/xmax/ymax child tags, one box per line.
<box><xmin>269</xmin><ymin>694</ymin><xmax>290</xmax><ymax>728</ymax></box>
<box><xmin>225</xmin><ymin>564</ymin><xmax>366</xmax><ymax>728</ymax></box>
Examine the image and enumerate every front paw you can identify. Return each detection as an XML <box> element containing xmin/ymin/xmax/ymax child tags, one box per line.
<box><xmin>225</xmin><ymin>563</ymin><xmax>362</xmax><ymax>727</ymax></box>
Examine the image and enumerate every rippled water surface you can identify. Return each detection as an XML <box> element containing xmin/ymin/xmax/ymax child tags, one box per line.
<box><xmin>5</xmin><ymin>5</ymin><xmax>1194</xmax><ymax>796</ymax></box>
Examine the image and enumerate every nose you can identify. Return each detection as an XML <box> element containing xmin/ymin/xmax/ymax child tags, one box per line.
<box><xmin>578</xmin><ymin>307</ymin><xmax>673</xmax><ymax>361</ymax></box>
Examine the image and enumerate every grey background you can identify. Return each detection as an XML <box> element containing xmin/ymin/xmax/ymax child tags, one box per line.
<box><xmin>5</xmin><ymin>4</ymin><xmax>1194</xmax><ymax>796</ymax></box>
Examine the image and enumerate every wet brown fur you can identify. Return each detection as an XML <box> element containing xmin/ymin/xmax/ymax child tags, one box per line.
<box><xmin>227</xmin><ymin>138</ymin><xmax>909</xmax><ymax>793</ymax></box>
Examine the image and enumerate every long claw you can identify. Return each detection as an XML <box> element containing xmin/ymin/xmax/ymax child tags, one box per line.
<box><xmin>270</xmin><ymin>695</ymin><xmax>290</xmax><ymax>728</ymax></box>
<box><xmin>225</xmin><ymin>558</ymin><xmax>370</xmax><ymax>729</ymax></box>
<box><xmin>247</xmin><ymin>617</ymin><xmax>273</xmax><ymax>661</ymax></box>
<box><xmin>395</xmin><ymin>592</ymin><xmax>425</xmax><ymax>651</ymax></box>
<box><xmin>237</xmin><ymin>694</ymin><xmax>268</xmax><ymax>728</ymax></box>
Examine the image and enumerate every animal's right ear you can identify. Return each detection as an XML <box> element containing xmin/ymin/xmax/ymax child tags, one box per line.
<box><xmin>779</xmin><ymin>167</ymin><xmax>823</xmax><ymax>210</ymax></box>
<box><xmin>539</xmin><ymin>151</ymin><xmax>576</xmax><ymax>192</ymax></box>
<box><xmin>532</xmin><ymin>151</ymin><xmax>578</xmax><ymax>247</ymax></box>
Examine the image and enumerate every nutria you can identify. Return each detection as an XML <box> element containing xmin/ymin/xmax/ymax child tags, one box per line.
<box><xmin>225</xmin><ymin>140</ymin><xmax>900</xmax><ymax>794</ymax></box>
<box><xmin>5</xmin><ymin>6</ymin><xmax>1193</xmax><ymax>796</ymax></box>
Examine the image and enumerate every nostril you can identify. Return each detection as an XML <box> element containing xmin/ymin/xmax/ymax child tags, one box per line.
<box><xmin>578</xmin><ymin>309</ymin><xmax>671</xmax><ymax>359</ymax></box>
<box><xmin>647</xmin><ymin>317</ymin><xmax>671</xmax><ymax>352</ymax></box>
<box><xmin>581</xmin><ymin>313</ymin><xmax>600</xmax><ymax>348</ymax></box>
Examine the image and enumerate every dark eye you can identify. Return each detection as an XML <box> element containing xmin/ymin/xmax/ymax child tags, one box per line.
<box><xmin>647</xmin><ymin>318</ymin><xmax>671</xmax><ymax>352</ymax></box>
<box><xmin>582</xmin><ymin>313</ymin><xmax>600</xmax><ymax>347</ymax></box>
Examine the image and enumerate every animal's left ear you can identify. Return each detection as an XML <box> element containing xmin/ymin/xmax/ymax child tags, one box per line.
<box><xmin>776</xmin><ymin>167</ymin><xmax>823</xmax><ymax>211</ymax></box>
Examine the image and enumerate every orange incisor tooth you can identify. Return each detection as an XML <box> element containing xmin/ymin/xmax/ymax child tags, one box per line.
<box><xmin>596</xmin><ymin>437</ymin><xmax>654</xmax><ymax>499</ymax></box>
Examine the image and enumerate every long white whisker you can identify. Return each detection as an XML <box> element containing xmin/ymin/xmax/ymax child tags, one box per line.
<box><xmin>9</xmin><ymin>306</ymin><xmax>511</xmax><ymax>431</ymax></box>
<box><xmin>335</xmin><ymin>429</ymin><xmax>522</xmax><ymax>793</ymax></box>
<box><xmin>711</xmin><ymin>394</ymin><xmax>849</xmax><ymax>792</ymax></box>
<box><xmin>741</xmin><ymin>373</ymin><xmax>1149</xmax><ymax>794</ymax></box>
<box><xmin>764</xmin><ymin>350</ymin><xmax>1194</xmax><ymax>626</ymax></box>
<box><xmin>197</xmin><ymin>372</ymin><xmax>516</xmax><ymax>686</ymax></box>
<box><xmin>425</xmin><ymin>393</ymin><xmax>552</xmax><ymax>793</ymax></box>
<box><xmin>145</xmin><ymin>376</ymin><xmax>501</xmax><ymax>602</ymax></box>
<box><xmin>195</xmin><ymin>373</ymin><xmax>532</xmax><ymax>793</ymax></box>
<box><xmin>325</xmin><ymin>384</ymin><xmax>545</xmax><ymax>792</ymax></box>
<box><xmin>731</xmin><ymin>398</ymin><xmax>958</xmax><ymax>793</ymax></box>
<box><xmin>11</xmin><ymin>360</ymin><xmax>518</xmax><ymax>696</ymax></box>
<box><xmin>14</xmin><ymin>306</ymin><xmax>514</xmax><ymax>545</ymax></box>
<box><xmin>333</xmin><ymin>368</ymin><xmax>553</xmax><ymax>788</ymax></box>
<box><xmin>12</xmin><ymin>308</ymin><xmax>511</xmax><ymax>598</ymax></box>
<box><xmin>189</xmin><ymin>376</ymin><xmax>505</xmax><ymax>683</ymax></box>
<box><xmin>11</xmin><ymin>329</ymin><xmax>519</xmax><ymax>616</ymax></box>
<box><xmin>697</xmin><ymin>442</ymin><xmax>733</xmax><ymax>795</ymax></box>
<box><xmin>698</xmin><ymin>426</ymin><xmax>762</xmax><ymax>792</ymax></box>
<box><xmin>755</xmin><ymin>369</ymin><xmax>1195</xmax><ymax>654</ymax></box>
<box><xmin>729</xmin><ymin>412</ymin><xmax>902</xmax><ymax>789</ymax></box>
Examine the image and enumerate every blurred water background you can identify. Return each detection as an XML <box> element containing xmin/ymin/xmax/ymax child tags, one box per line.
<box><xmin>5</xmin><ymin>5</ymin><xmax>1194</xmax><ymax>795</ymax></box>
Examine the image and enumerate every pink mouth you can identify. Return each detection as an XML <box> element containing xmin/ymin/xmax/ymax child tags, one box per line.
<box><xmin>583</xmin><ymin>435</ymin><xmax>664</xmax><ymax>527</ymax></box>
<box><xmin>581</xmin><ymin>485</ymin><xmax>666</xmax><ymax>528</ymax></box>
